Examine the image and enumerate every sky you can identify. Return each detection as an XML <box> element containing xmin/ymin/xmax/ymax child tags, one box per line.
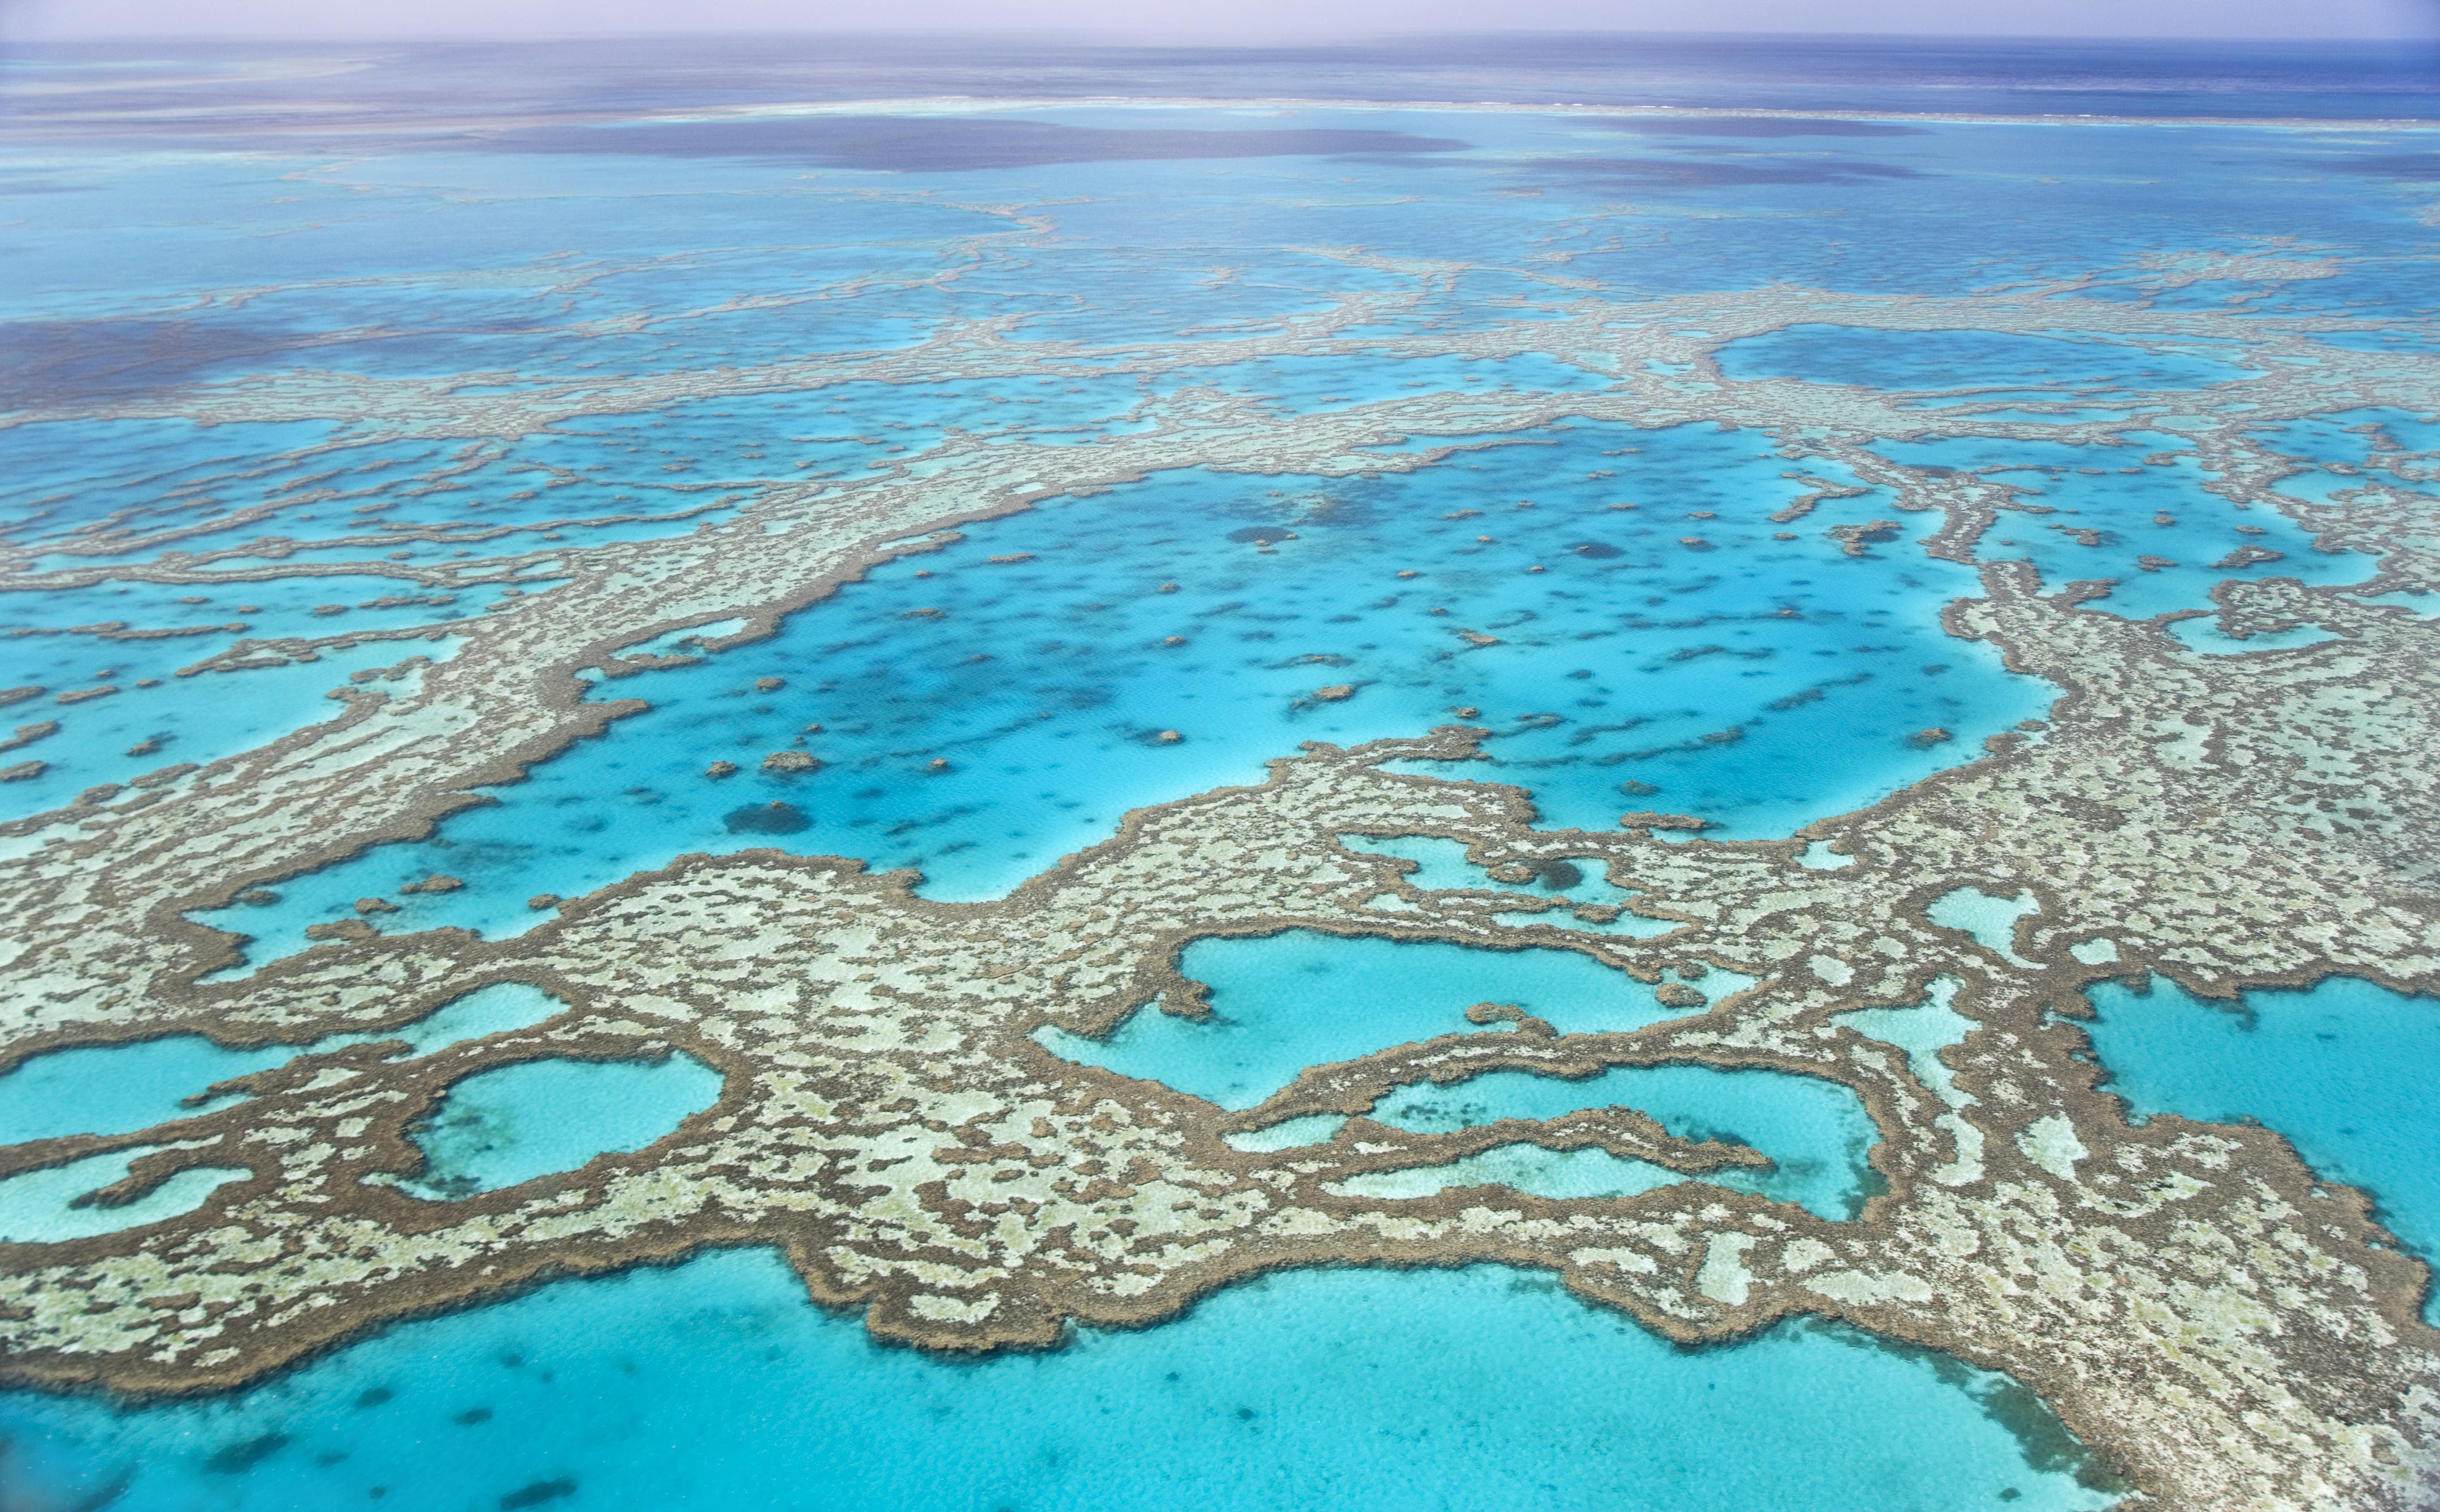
<box><xmin>5</xmin><ymin>0</ymin><xmax>2438</xmax><ymax>40</ymax></box>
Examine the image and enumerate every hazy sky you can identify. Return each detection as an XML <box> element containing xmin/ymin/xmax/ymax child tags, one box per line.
<box><xmin>7</xmin><ymin>0</ymin><xmax>2438</xmax><ymax>41</ymax></box>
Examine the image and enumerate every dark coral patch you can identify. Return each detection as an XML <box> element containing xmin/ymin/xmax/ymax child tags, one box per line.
<box><xmin>726</xmin><ymin>801</ymin><xmax>811</xmax><ymax>835</ymax></box>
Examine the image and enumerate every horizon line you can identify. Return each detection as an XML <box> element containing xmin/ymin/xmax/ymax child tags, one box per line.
<box><xmin>9</xmin><ymin>28</ymin><xmax>2440</xmax><ymax>45</ymax></box>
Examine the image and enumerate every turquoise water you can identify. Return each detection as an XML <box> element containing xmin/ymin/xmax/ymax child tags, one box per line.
<box><xmin>0</xmin><ymin>980</ymin><xmax>566</xmax><ymax>1146</ymax></box>
<box><xmin>11</xmin><ymin>33</ymin><xmax>2434</xmax><ymax>1506</ymax></box>
<box><xmin>1339</xmin><ymin>834</ymin><xmax>1680</xmax><ymax>935</ymax></box>
<box><xmin>2084</xmin><ymin>975</ymin><xmax>2440</xmax><ymax>1320</ymax></box>
<box><xmin>1037</xmin><ymin>931</ymin><xmax>1711</xmax><ymax>1110</ymax></box>
<box><xmin>0</xmin><ymin>635</ymin><xmax>437</xmax><ymax>821</ymax></box>
<box><xmin>0</xmin><ymin>1038</ymin><xmax>302</xmax><ymax>1147</ymax></box>
<box><xmin>1867</xmin><ymin>435</ymin><xmax>2383</xmax><ymax>621</ymax></box>
<box><xmin>192</xmin><ymin>419</ymin><xmax>2054</xmax><ymax>965</ymax></box>
<box><xmin>1834</xmin><ymin>982</ymin><xmax>1984</xmax><ymax>1185</ymax></box>
<box><xmin>0</xmin><ymin>1253</ymin><xmax>2120</xmax><ymax>1511</ymax></box>
<box><xmin>1329</xmin><ymin>1143</ymin><xmax>1702</xmax><ymax>1203</ymax></box>
<box><xmin>385</xmin><ymin>1053</ymin><xmax>725</xmax><ymax>1199</ymax></box>
<box><xmin>0</xmin><ymin>1148</ymin><xmax>250</xmax><ymax>1244</ymax></box>
<box><xmin>1718</xmin><ymin>326</ymin><xmax>2255</xmax><ymax>401</ymax></box>
<box><xmin>1927</xmin><ymin>889</ymin><xmax>2040</xmax><ymax>968</ymax></box>
<box><xmin>0</xmin><ymin>983</ymin><xmax>568</xmax><ymax>1146</ymax></box>
<box><xmin>1366</xmin><ymin>1062</ymin><xmax>1879</xmax><ymax>1219</ymax></box>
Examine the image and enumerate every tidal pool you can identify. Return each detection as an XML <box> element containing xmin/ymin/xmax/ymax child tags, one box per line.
<box><xmin>384</xmin><ymin>1052</ymin><xmax>724</xmax><ymax>1199</ymax></box>
<box><xmin>1927</xmin><ymin>888</ymin><xmax>2039</xmax><ymax>968</ymax></box>
<box><xmin>1343</xmin><ymin>834</ymin><xmax>1683</xmax><ymax>938</ymax></box>
<box><xmin>0</xmin><ymin>983</ymin><xmax>568</xmax><ymax>1147</ymax></box>
<box><xmin>0</xmin><ymin>1148</ymin><xmax>249</xmax><ymax>1244</ymax></box>
<box><xmin>0</xmin><ymin>1251</ymin><xmax>2122</xmax><ymax>1511</ymax></box>
<box><xmin>1365</xmin><ymin>1061</ymin><xmax>1880</xmax><ymax>1219</ymax></box>
<box><xmin>1341</xmin><ymin>833</ymin><xmax>1636</xmax><ymax>903</ymax></box>
<box><xmin>1036</xmin><ymin>930</ymin><xmax>1714</xmax><ymax>1110</ymax></box>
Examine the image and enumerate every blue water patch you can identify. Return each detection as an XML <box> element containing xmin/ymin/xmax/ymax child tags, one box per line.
<box><xmin>1329</xmin><ymin>1143</ymin><xmax>1698</xmax><ymax>1202</ymax></box>
<box><xmin>1927</xmin><ymin>888</ymin><xmax>2039</xmax><ymax>968</ymax></box>
<box><xmin>0</xmin><ymin>1038</ymin><xmax>291</xmax><ymax>1147</ymax></box>
<box><xmin>1364</xmin><ymin>1062</ymin><xmax>1880</xmax><ymax>1219</ymax></box>
<box><xmin>193</xmin><ymin>419</ymin><xmax>2053</xmax><ymax>969</ymax></box>
<box><xmin>0</xmin><ymin>417</ymin><xmax>362</xmax><ymax>551</ymax></box>
<box><xmin>0</xmin><ymin>573</ymin><xmax>517</xmax><ymax>644</ymax></box>
<box><xmin>1867</xmin><ymin>434</ymin><xmax>2381</xmax><ymax>618</ymax></box>
<box><xmin>0</xmin><ymin>1251</ymin><xmax>2121</xmax><ymax>1511</ymax></box>
<box><xmin>2083</xmin><ymin>974</ymin><xmax>2440</xmax><ymax>1321</ymax></box>
<box><xmin>0</xmin><ymin>636</ymin><xmax>440</xmax><ymax>822</ymax></box>
<box><xmin>0</xmin><ymin>568</ymin><xmax>530</xmax><ymax>820</ymax></box>
<box><xmin>2246</xmin><ymin>409</ymin><xmax>2430</xmax><ymax>475</ymax></box>
<box><xmin>1036</xmin><ymin>931</ymin><xmax>1704</xmax><ymax>1110</ymax></box>
<box><xmin>0</xmin><ymin>1147</ymin><xmax>249</xmax><ymax>1244</ymax></box>
<box><xmin>383</xmin><ymin>1053</ymin><xmax>723</xmax><ymax>1198</ymax></box>
<box><xmin>1717</xmin><ymin>326</ymin><xmax>2254</xmax><ymax>397</ymax></box>
<box><xmin>1173</xmin><ymin>352</ymin><xmax>1615</xmax><ymax>409</ymax></box>
<box><xmin>2357</xmin><ymin>590</ymin><xmax>2440</xmax><ymax>619</ymax></box>
<box><xmin>0</xmin><ymin>982</ymin><xmax>566</xmax><ymax>1146</ymax></box>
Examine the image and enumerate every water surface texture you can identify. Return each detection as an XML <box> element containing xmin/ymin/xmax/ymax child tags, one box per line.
<box><xmin>0</xmin><ymin>982</ymin><xmax>568</xmax><ymax>1146</ymax></box>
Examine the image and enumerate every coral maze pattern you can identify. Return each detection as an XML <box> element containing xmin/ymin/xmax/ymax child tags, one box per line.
<box><xmin>5</xmin><ymin>110</ymin><xmax>2440</xmax><ymax>1511</ymax></box>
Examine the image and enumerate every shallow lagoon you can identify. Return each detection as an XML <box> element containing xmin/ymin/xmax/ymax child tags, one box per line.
<box><xmin>1368</xmin><ymin>1062</ymin><xmax>1879</xmax><ymax>1219</ymax></box>
<box><xmin>2084</xmin><ymin>974</ymin><xmax>2440</xmax><ymax>1320</ymax></box>
<box><xmin>0</xmin><ymin>635</ymin><xmax>429</xmax><ymax>823</ymax></box>
<box><xmin>1717</xmin><ymin>326</ymin><xmax>2256</xmax><ymax>399</ymax></box>
<box><xmin>0</xmin><ymin>984</ymin><xmax>568</xmax><ymax>1149</ymax></box>
<box><xmin>1037</xmin><ymin>930</ymin><xmax>1713</xmax><ymax>1110</ymax></box>
<box><xmin>0</xmin><ymin>980</ymin><xmax>566</xmax><ymax>1146</ymax></box>
<box><xmin>8</xmin><ymin>37</ymin><xmax>2432</xmax><ymax>1510</ymax></box>
<box><xmin>0</xmin><ymin>1252</ymin><xmax>2120</xmax><ymax>1511</ymax></box>
<box><xmin>1867</xmin><ymin>434</ymin><xmax>2383</xmax><ymax>622</ymax></box>
<box><xmin>0</xmin><ymin>1150</ymin><xmax>250</xmax><ymax>1244</ymax></box>
<box><xmin>197</xmin><ymin>418</ymin><xmax>2055</xmax><ymax>965</ymax></box>
<box><xmin>0</xmin><ymin>985</ymin><xmax>589</xmax><ymax>1244</ymax></box>
<box><xmin>385</xmin><ymin>1052</ymin><xmax>724</xmax><ymax>1199</ymax></box>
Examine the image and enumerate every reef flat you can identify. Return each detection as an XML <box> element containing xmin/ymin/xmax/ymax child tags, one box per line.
<box><xmin>3</xmin><ymin>37</ymin><xmax>2439</xmax><ymax>1512</ymax></box>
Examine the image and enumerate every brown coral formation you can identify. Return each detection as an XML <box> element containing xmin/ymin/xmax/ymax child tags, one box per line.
<box><xmin>0</xmin><ymin>264</ymin><xmax>2436</xmax><ymax>1512</ymax></box>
